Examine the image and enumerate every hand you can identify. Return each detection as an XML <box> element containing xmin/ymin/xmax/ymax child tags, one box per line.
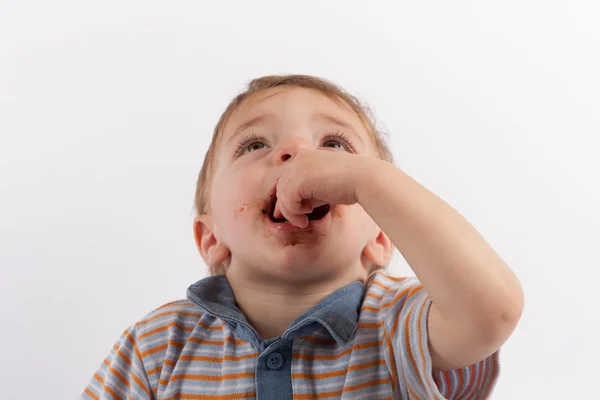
<box><xmin>273</xmin><ymin>149</ymin><xmax>368</xmax><ymax>228</ymax></box>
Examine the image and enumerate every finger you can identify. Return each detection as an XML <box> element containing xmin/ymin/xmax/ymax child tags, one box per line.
<box><xmin>270</xmin><ymin>179</ymin><xmax>281</xmax><ymax>218</ymax></box>
<box><xmin>279</xmin><ymin>200</ymin><xmax>309</xmax><ymax>228</ymax></box>
<box><xmin>306</xmin><ymin>199</ymin><xmax>328</xmax><ymax>209</ymax></box>
<box><xmin>293</xmin><ymin>199</ymin><xmax>314</xmax><ymax>214</ymax></box>
<box><xmin>289</xmin><ymin>213</ymin><xmax>309</xmax><ymax>229</ymax></box>
<box><xmin>273</xmin><ymin>197</ymin><xmax>310</xmax><ymax>219</ymax></box>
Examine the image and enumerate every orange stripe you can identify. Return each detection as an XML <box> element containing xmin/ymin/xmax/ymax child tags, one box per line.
<box><xmin>147</xmin><ymin>365</ymin><xmax>162</xmax><ymax>376</ymax></box>
<box><xmin>406</xmin><ymin>285</ymin><xmax>423</xmax><ymax>301</ymax></box>
<box><xmin>131</xmin><ymin>370</ymin><xmax>151</xmax><ymax>398</ymax></box>
<box><xmin>371</xmin><ymin>281</ymin><xmax>390</xmax><ymax>291</ymax></box>
<box><xmin>293</xmin><ymin>340</ymin><xmax>381</xmax><ymax>361</ymax></box>
<box><xmin>481</xmin><ymin>353</ymin><xmax>497</xmax><ymax>398</ymax></box>
<box><xmin>111</xmin><ymin>339</ymin><xmax>152</xmax><ymax>397</ymax></box>
<box><xmin>365</xmin><ymin>292</ymin><xmax>383</xmax><ymax>301</ymax></box>
<box><xmin>93</xmin><ymin>373</ymin><xmax>104</xmax><ymax>385</ymax></box>
<box><xmin>103</xmin><ymin>384</ymin><xmax>123</xmax><ymax>400</ymax></box>
<box><xmin>138</xmin><ymin>321</ymin><xmax>195</xmax><ymax>340</ymax></box>
<box><xmin>188</xmin><ymin>337</ymin><xmax>226</xmax><ymax>346</ymax></box>
<box><xmin>113</xmin><ymin>344</ymin><xmax>132</xmax><ymax>365</ymax></box>
<box><xmin>364</xmin><ymin>286</ymin><xmax>417</xmax><ymax>316</ymax></box>
<box><xmin>461</xmin><ymin>364</ymin><xmax>477</xmax><ymax>398</ymax></box>
<box><xmin>122</xmin><ymin>329</ymin><xmax>146</xmax><ymax>373</ymax></box>
<box><xmin>201</xmin><ymin>320</ymin><xmax>227</xmax><ymax>330</ymax></box>
<box><xmin>383</xmin><ymin>330</ymin><xmax>398</xmax><ymax>390</ymax></box>
<box><xmin>141</xmin><ymin>343</ymin><xmax>168</xmax><ymax>358</ymax></box>
<box><xmin>225</xmin><ymin>335</ymin><xmax>248</xmax><ymax>345</ymax></box>
<box><xmin>381</xmin><ymin>274</ymin><xmax>408</xmax><ymax>282</ymax></box>
<box><xmin>474</xmin><ymin>357</ymin><xmax>484</xmax><ymax>391</ymax></box>
<box><xmin>406</xmin><ymin>380</ymin><xmax>421</xmax><ymax>399</ymax></box>
<box><xmin>342</xmin><ymin>378</ymin><xmax>392</xmax><ymax>394</ymax></box>
<box><xmin>164</xmin><ymin>359</ymin><xmax>177</xmax><ymax>367</ymax></box>
<box><xmin>155</xmin><ymin>300</ymin><xmax>193</xmax><ymax>310</ymax></box>
<box><xmin>351</xmin><ymin>340</ymin><xmax>382</xmax><ymax>351</ymax></box>
<box><xmin>403</xmin><ymin>307</ymin><xmax>420</xmax><ymax>397</ymax></box>
<box><xmin>163</xmin><ymin>392</ymin><xmax>255</xmax><ymax>400</ymax></box>
<box><xmin>388</xmin><ymin>287</ymin><xmax>414</xmax><ymax>339</ymax></box>
<box><xmin>291</xmin><ymin>360</ymin><xmax>385</xmax><ymax>379</ymax></box>
<box><xmin>457</xmin><ymin>368</ymin><xmax>465</xmax><ymax>395</ymax></box>
<box><xmin>164</xmin><ymin>371</ymin><xmax>254</xmax><ymax>384</ymax></box>
<box><xmin>293</xmin><ymin>351</ymin><xmax>350</xmax><ymax>361</ymax></box>
<box><xmin>141</xmin><ymin>338</ymin><xmax>185</xmax><ymax>358</ymax></box>
<box><xmin>187</xmin><ymin>336</ymin><xmax>248</xmax><ymax>346</ymax></box>
<box><xmin>294</xmin><ymin>378</ymin><xmax>391</xmax><ymax>399</ymax></box>
<box><xmin>443</xmin><ymin>371</ymin><xmax>451</xmax><ymax>394</ymax></box>
<box><xmin>357</xmin><ymin>321</ymin><xmax>384</xmax><ymax>329</ymax></box>
<box><xmin>103</xmin><ymin>359</ymin><xmax>129</xmax><ymax>388</ymax></box>
<box><xmin>386</xmin><ymin>326</ymin><xmax>419</xmax><ymax>399</ymax></box>
<box><xmin>136</xmin><ymin>311</ymin><xmax>204</xmax><ymax>327</ymax></box>
<box><xmin>84</xmin><ymin>387</ymin><xmax>99</xmax><ymax>400</ymax></box>
<box><xmin>178</xmin><ymin>353</ymin><xmax>258</xmax><ymax>362</ymax></box>
<box><xmin>416</xmin><ymin>298</ymin><xmax>429</xmax><ymax>397</ymax></box>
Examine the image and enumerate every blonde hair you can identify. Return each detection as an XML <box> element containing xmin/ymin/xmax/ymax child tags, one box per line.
<box><xmin>194</xmin><ymin>74</ymin><xmax>394</xmax><ymax>276</ymax></box>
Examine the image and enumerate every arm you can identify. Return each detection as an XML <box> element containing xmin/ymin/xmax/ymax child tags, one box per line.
<box><xmin>356</xmin><ymin>157</ymin><xmax>524</xmax><ymax>372</ymax></box>
<box><xmin>81</xmin><ymin>326</ymin><xmax>153</xmax><ymax>399</ymax></box>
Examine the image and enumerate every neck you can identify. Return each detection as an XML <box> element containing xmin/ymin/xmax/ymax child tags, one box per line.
<box><xmin>226</xmin><ymin>262</ymin><xmax>367</xmax><ymax>340</ymax></box>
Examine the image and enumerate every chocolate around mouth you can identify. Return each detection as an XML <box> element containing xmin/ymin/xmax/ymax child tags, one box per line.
<box><xmin>267</xmin><ymin>196</ymin><xmax>331</xmax><ymax>223</ymax></box>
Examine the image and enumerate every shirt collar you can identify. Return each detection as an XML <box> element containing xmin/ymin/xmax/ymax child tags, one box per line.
<box><xmin>186</xmin><ymin>275</ymin><xmax>366</xmax><ymax>348</ymax></box>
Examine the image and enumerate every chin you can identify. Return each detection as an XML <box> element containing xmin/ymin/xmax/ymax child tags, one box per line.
<box><xmin>266</xmin><ymin>243</ymin><xmax>355</xmax><ymax>275</ymax></box>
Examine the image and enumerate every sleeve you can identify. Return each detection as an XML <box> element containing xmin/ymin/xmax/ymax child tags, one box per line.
<box><xmin>383</xmin><ymin>279</ymin><xmax>499</xmax><ymax>400</ymax></box>
<box><xmin>80</xmin><ymin>324</ymin><xmax>154</xmax><ymax>400</ymax></box>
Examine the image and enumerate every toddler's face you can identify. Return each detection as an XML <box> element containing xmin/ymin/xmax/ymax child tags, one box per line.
<box><xmin>203</xmin><ymin>87</ymin><xmax>384</xmax><ymax>280</ymax></box>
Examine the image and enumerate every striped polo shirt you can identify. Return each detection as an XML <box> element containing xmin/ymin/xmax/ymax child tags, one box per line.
<box><xmin>82</xmin><ymin>271</ymin><xmax>499</xmax><ymax>399</ymax></box>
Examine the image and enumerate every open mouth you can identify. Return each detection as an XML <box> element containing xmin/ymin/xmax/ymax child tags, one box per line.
<box><xmin>268</xmin><ymin>196</ymin><xmax>331</xmax><ymax>223</ymax></box>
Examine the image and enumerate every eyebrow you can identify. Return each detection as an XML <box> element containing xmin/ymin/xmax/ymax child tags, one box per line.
<box><xmin>313</xmin><ymin>113</ymin><xmax>365</xmax><ymax>146</ymax></box>
<box><xmin>227</xmin><ymin>114</ymin><xmax>275</xmax><ymax>144</ymax></box>
<box><xmin>226</xmin><ymin>112</ymin><xmax>366</xmax><ymax>146</ymax></box>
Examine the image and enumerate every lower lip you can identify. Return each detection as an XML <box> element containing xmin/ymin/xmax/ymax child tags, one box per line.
<box><xmin>267</xmin><ymin>213</ymin><xmax>329</xmax><ymax>232</ymax></box>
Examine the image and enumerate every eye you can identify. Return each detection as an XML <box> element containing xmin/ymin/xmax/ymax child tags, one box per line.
<box><xmin>321</xmin><ymin>131</ymin><xmax>356</xmax><ymax>153</ymax></box>
<box><xmin>246</xmin><ymin>141</ymin><xmax>267</xmax><ymax>153</ymax></box>
<box><xmin>234</xmin><ymin>133</ymin><xmax>269</xmax><ymax>158</ymax></box>
<box><xmin>322</xmin><ymin>138</ymin><xmax>345</xmax><ymax>149</ymax></box>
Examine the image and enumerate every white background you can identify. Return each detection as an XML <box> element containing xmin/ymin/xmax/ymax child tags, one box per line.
<box><xmin>1</xmin><ymin>1</ymin><xmax>599</xmax><ymax>398</ymax></box>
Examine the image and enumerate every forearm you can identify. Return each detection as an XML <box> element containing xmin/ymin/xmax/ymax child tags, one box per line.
<box><xmin>357</xmin><ymin>157</ymin><xmax>523</xmax><ymax>331</ymax></box>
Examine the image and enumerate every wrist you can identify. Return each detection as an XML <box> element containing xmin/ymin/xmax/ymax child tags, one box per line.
<box><xmin>353</xmin><ymin>155</ymin><xmax>385</xmax><ymax>206</ymax></box>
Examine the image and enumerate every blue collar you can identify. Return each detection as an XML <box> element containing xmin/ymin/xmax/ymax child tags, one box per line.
<box><xmin>187</xmin><ymin>275</ymin><xmax>366</xmax><ymax>351</ymax></box>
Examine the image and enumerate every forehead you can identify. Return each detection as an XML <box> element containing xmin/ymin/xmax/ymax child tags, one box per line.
<box><xmin>223</xmin><ymin>87</ymin><xmax>369</xmax><ymax>139</ymax></box>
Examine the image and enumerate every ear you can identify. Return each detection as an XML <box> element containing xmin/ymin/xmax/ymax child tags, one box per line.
<box><xmin>193</xmin><ymin>214</ymin><xmax>230</xmax><ymax>267</ymax></box>
<box><xmin>362</xmin><ymin>228</ymin><xmax>393</xmax><ymax>268</ymax></box>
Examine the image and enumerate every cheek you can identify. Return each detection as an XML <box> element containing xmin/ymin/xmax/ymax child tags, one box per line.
<box><xmin>210</xmin><ymin>170</ymin><xmax>263</xmax><ymax>230</ymax></box>
<box><xmin>343</xmin><ymin>205</ymin><xmax>378</xmax><ymax>238</ymax></box>
<box><xmin>211</xmin><ymin>166</ymin><xmax>248</xmax><ymax>205</ymax></box>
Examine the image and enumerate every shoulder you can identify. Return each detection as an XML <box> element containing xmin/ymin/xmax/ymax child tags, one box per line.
<box><xmin>362</xmin><ymin>271</ymin><xmax>428</xmax><ymax>318</ymax></box>
<box><xmin>131</xmin><ymin>299</ymin><xmax>217</xmax><ymax>342</ymax></box>
<box><xmin>365</xmin><ymin>271</ymin><xmax>424</xmax><ymax>302</ymax></box>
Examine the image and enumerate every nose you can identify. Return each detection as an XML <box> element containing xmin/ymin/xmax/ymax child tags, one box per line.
<box><xmin>274</xmin><ymin>137</ymin><xmax>311</xmax><ymax>164</ymax></box>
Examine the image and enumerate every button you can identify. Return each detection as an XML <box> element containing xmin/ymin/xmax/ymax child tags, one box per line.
<box><xmin>265</xmin><ymin>352</ymin><xmax>284</xmax><ymax>370</ymax></box>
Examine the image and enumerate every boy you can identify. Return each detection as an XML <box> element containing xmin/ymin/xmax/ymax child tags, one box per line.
<box><xmin>82</xmin><ymin>75</ymin><xmax>523</xmax><ymax>399</ymax></box>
